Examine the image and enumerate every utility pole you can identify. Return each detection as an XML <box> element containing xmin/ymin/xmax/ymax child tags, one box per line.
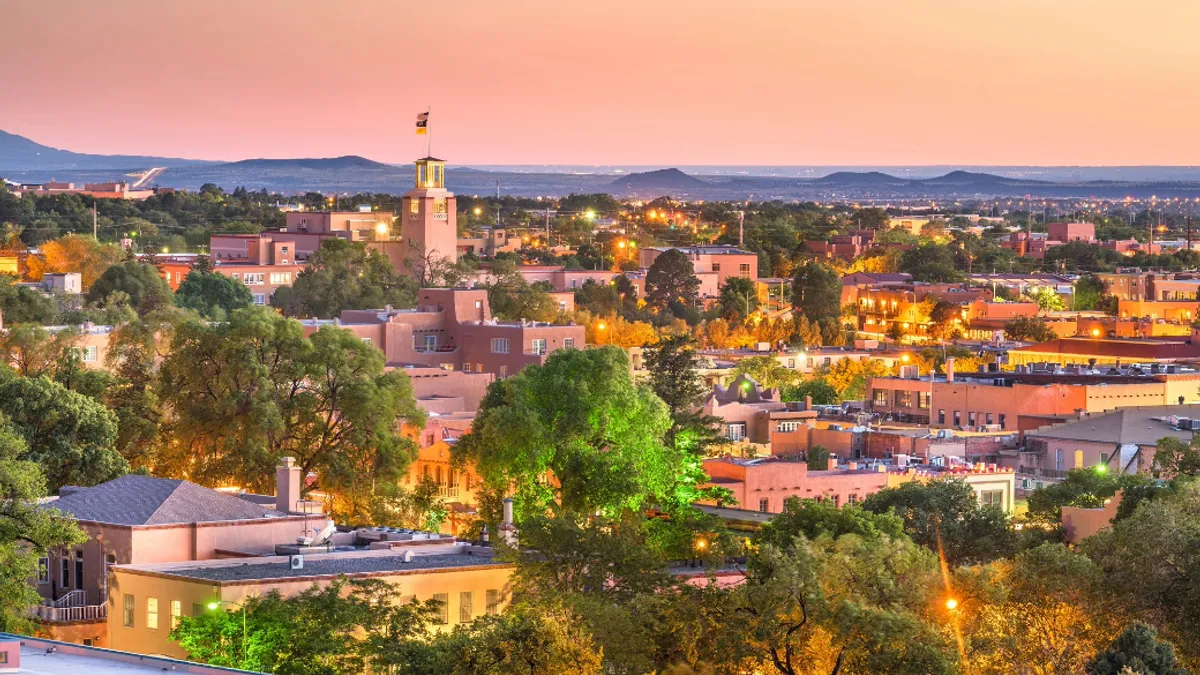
<box><xmin>737</xmin><ymin>210</ymin><xmax>745</xmax><ymax>247</ymax></box>
<box><xmin>545</xmin><ymin>208</ymin><xmax>551</xmax><ymax>245</ymax></box>
<box><xmin>92</xmin><ymin>202</ymin><xmax>97</xmax><ymax>239</ymax></box>
<box><xmin>495</xmin><ymin>181</ymin><xmax>500</xmax><ymax>199</ymax></box>
<box><xmin>1188</xmin><ymin>212</ymin><xmax>1193</xmax><ymax>253</ymax></box>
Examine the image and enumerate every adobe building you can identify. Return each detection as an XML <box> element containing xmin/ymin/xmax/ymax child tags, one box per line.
<box><xmin>1047</xmin><ymin>221</ymin><xmax>1096</xmax><ymax>243</ymax></box>
<box><xmin>32</xmin><ymin>466</ymin><xmax>327</xmax><ymax>648</ymax></box>
<box><xmin>399</xmin><ymin>157</ymin><xmax>457</xmax><ymax>267</ymax></box>
<box><xmin>701</xmin><ymin>374</ymin><xmax>817</xmax><ymax>452</ymax></box>
<box><xmin>0</xmin><ymin>634</ymin><xmax>259</xmax><ymax>674</ymax></box>
<box><xmin>639</xmin><ymin>245</ymin><xmax>758</xmax><ymax>297</ymax></box>
<box><xmin>1007</xmin><ymin>336</ymin><xmax>1200</xmax><ymax>367</ymax></box>
<box><xmin>301</xmin><ymin>288</ymin><xmax>585</xmax><ymax>379</ymax></box>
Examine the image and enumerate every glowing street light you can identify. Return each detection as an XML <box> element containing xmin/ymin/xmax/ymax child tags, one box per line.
<box><xmin>374</xmin><ymin>222</ymin><xmax>389</xmax><ymax>237</ymax></box>
<box><xmin>1091</xmin><ymin>328</ymin><xmax>1101</xmax><ymax>338</ymax></box>
<box><xmin>945</xmin><ymin>598</ymin><xmax>959</xmax><ymax>611</ymax></box>
<box><xmin>585</xmin><ymin>209</ymin><xmax>596</xmax><ymax>220</ymax></box>
<box><xmin>473</xmin><ymin>207</ymin><xmax>482</xmax><ymax>216</ymax></box>
<box><xmin>207</xmin><ymin>600</ymin><xmax>247</xmax><ymax>664</ymax></box>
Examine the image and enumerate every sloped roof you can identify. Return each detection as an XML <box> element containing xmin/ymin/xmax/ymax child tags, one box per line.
<box><xmin>1027</xmin><ymin>405</ymin><xmax>1198</xmax><ymax>446</ymax></box>
<box><xmin>50</xmin><ymin>475</ymin><xmax>274</xmax><ymax>526</ymax></box>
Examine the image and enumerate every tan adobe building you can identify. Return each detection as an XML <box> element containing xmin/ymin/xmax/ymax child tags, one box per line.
<box><xmin>639</xmin><ymin>246</ymin><xmax>758</xmax><ymax>297</ymax></box>
<box><xmin>1007</xmin><ymin>336</ymin><xmax>1200</xmax><ymax>367</ymax></box>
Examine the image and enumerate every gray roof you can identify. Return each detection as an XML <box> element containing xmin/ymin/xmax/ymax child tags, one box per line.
<box><xmin>154</xmin><ymin>552</ymin><xmax>503</xmax><ymax>582</ymax></box>
<box><xmin>50</xmin><ymin>475</ymin><xmax>274</xmax><ymax>526</ymax></box>
<box><xmin>1027</xmin><ymin>405</ymin><xmax>1199</xmax><ymax>446</ymax></box>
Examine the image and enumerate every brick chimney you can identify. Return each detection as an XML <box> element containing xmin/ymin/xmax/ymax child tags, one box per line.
<box><xmin>945</xmin><ymin>357</ymin><xmax>955</xmax><ymax>383</ymax></box>
<box><xmin>276</xmin><ymin>456</ymin><xmax>301</xmax><ymax>514</ymax></box>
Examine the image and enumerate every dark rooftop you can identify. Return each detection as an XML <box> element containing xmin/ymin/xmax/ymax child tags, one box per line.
<box><xmin>50</xmin><ymin>475</ymin><xmax>276</xmax><ymax>526</ymax></box>
<box><xmin>148</xmin><ymin>551</ymin><xmax>504</xmax><ymax>582</ymax></box>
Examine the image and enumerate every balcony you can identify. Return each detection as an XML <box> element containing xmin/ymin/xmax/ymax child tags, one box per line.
<box><xmin>437</xmin><ymin>484</ymin><xmax>460</xmax><ymax>499</ymax></box>
<box><xmin>33</xmin><ymin>591</ymin><xmax>107</xmax><ymax>623</ymax></box>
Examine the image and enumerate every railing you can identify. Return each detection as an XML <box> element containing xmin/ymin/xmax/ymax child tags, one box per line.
<box><xmin>33</xmin><ymin>602</ymin><xmax>107</xmax><ymax>622</ymax></box>
<box><xmin>53</xmin><ymin>590</ymin><xmax>87</xmax><ymax>608</ymax></box>
<box><xmin>438</xmin><ymin>485</ymin><xmax>460</xmax><ymax>499</ymax></box>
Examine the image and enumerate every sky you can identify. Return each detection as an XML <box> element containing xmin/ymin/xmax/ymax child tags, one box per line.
<box><xmin>3</xmin><ymin>0</ymin><xmax>1200</xmax><ymax>166</ymax></box>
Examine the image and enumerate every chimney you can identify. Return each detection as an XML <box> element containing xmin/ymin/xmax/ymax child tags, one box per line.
<box><xmin>827</xmin><ymin>456</ymin><xmax>838</xmax><ymax>471</ymax></box>
<box><xmin>804</xmin><ymin>395</ymin><xmax>813</xmax><ymax>410</ymax></box>
<box><xmin>276</xmin><ymin>456</ymin><xmax>301</xmax><ymax>514</ymax></box>
<box><xmin>945</xmin><ymin>357</ymin><xmax>955</xmax><ymax>383</ymax></box>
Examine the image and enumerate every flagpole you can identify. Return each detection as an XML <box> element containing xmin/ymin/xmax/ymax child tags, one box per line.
<box><xmin>426</xmin><ymin>105</ymin><xmax>432</xmax><ymax>157</ymax></box>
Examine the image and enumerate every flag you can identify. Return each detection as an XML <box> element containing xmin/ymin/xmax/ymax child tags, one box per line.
<box><xmin>416</xmin><ymin>111</ymin><xmax>428</xmax><ymax>135</ymax></box>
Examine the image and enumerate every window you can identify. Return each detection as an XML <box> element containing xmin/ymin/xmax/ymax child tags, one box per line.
<box><xmin>424</xmin><ymin>334</ymin><xmax>438</xmax><ymax>352</ymax></box>
<box><xmin>486</xmin><ymin>590</ymin><xmax>501</xmax><ymax>616</ymax></box>
<box><xmin>918</xmin><ymin>392</ymin><xmax>931</xmax><ymax>409</ymax></box>
<box><xmin>953</xmin><ymin>411</ymin><xmax>961</xmax><ymax>427</ymax></box>
<box><xmin>74</xmin><ymin>550</ymin><xmax>83</xmax><ymax>590</ymax></box>
<box><xmin>1055</xmin><ymin>448</ymin><xmax>1064</xmax><ymax>471</ymax></box>
<box><xmin>269</xmin><ymin>272</ymin><xmax>291</xmax><ymax>285</ymax></box>
<box><xmin>739</xmin><ymin>263</ymin><xmax>751</xmax><ymax>276</ymax></box>
<box><xmin>873</xmin><ymin>389</ymin><xmax>889</xmax><ymax>406</ymax></box>
<box><xmin>726</xmin><ymin>423</ymin><xmax>746</xmax><ymax>441</ymax></box>
<box><xmin>980</xmin><ymin>490</ymin><xmax>1004</xmax><ymax>508</ymax></box>
<box><xmin>847</xmin><ymin>493</ymin><xmax>857</xmax><ymax>505</ymax></box>
<box><xmin>758</xmin><ymin>498</ymin><xmax>769</xmax><ymax>513</ymax></box>
<box><xmin>711</xmin><ymin>263</ymin><xmax>721</xmax><ymax>272</ymax></box>
<box><xmin>490</xmin><ymin>337</ymin><xmax>509</xmax><ymax>354</ymax></box>
<box><xmin>193</xmin><ymin>603</ymin><xmax>204</xmax><ymax>617</ymax></box>
<box><xmin>252</xmin><ymin>294</ymin><xmax>266</xmax><ymax>305</ymax></box>
<box><xmin>499</xmin><ymin>365</ymin><xmax>507</xmax><ymax>378</ymax></box>
<box><xmin>60</xmin><ymin>558</ymin><xmax>69</xmax><ymax>589</ymax></box>
<box><xmin>123</xmin><ymin>594</ymin><xmax>135</xmax><ymax>627</ymax></box>
<box><xmin>968</xmin><ymin>412</ymin><xmax>977</xmax><ymax>427</ymax></box>
<box><xmin>81</xmin><ymin>345</ymin><xmax>98</xmax><ymax>362</ymax></box>
<box><xmin>894</xmin><ymin>390</ymin><xmax>913</xmax><ymax>408</ymax></box>
<box><xmin>362</xmin><ymin>337</ymin><xmax>373</xmax><ymax>346</ymax></box>
<box><xmin>986</xmin><ymin>412</ymin><xmax>994</xmax><ymax>426</ymax></box>
<box><xmin>777</xmin><ymin>421</ymin><xmax>801</xmax><ymax>433</ymax></box>
<box><xmin>459</xmin><ymin>591</ymin><xmax>474</xmax><ymax>623</ymax></box>
<box><xmin>563</xmin><ymin>338</ymin><xmax>575</xmax><ymax>349</ymax></box>
<box><xmin>37</xmin><ymin>557</ymin><xmax>48</xmax><ymax>584</ymax></box>
<box><xmin>999</xmin><ymin>413</ymin><xmax>1006</xmax><ymax>429</ymax></box>
<box><xmin>831</xmin><ymin>494</ymin><xmax>840</xmax><ymax>508</ymax></box>
<box><xmin>171</xmin><ymin>600</ymin><xmax>182</xmax><ymax>629</ymax></box>
<box><xmin>938</xmin><ymin>409</ymin><xmax>945</xmax><ymax>425</ymax></box>
<box><xmin>409</xmin><ymin>199</ymin><xmax>419</xmax><ymax>214</ymax></box>
<box><xmin>243</xmin><ymin>272</ymin><xmax>265</xmax><ymax>285</ymax></box>
<box><xmin>147</xmin><ymin>597</ymin><xmax>158</xmax><ymax>630</ymax></box>
<box><xmin>531</xmin><ymin>338</ymin><xmax>547</xmax><ymax>355</ymax></box>
<box><xmin>433</xmin><ymin>593</ymin><xmax>449</xmax><ymax>625</ymax></box>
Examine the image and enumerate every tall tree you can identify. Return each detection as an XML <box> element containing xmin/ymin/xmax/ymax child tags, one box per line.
<box><xmin>271</xmin><ymin>239</ymin><xmax>416</xmax><ymax>318</ymax></box>
<box><xmin>0</xmin><ymin>417</ymin><xmax>87</xmax><ymax>633</ymax></box>
<box><xmin>0</xmin><ymin>274</ymin><xmax>57</xmax><ymax>324</ymax></box>
<box><xmin>791</xmin><ymin>260</ymin><xmax>841</xmax><ymax>324</ymax></box>
<box><xmin>645</xmin><ymin>250</ymin><xmax>700</xmax><ymax>311</ymax></box>
<box><xmin>155</xmin><ymin>308</ymin><xmax>425</xmax><ymax>521</ymax></box>
<box><xmin>719</xmin><ymin>276</ymin><xmax>759</xmax><ymax>321</ymax></box>
<box><xmin>87</xmin><ymin>261</ymin><xmax>173</xmax><ymax>313</ymax></box>
<box><xmin>174</xmin><ymin>270</ymin><xmax>254</xmax><ymax>318</ymax></box>
<box><xmin>1087</xmin><ymin>622</ymin><xmax>1188</xmax><ymax>675</ymax></box>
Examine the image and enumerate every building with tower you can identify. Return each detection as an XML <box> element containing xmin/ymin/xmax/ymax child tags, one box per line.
<box><xmin>400</xmin><ymin>157</ymin><xmax>458</xmax><ymax>267</ymax></box>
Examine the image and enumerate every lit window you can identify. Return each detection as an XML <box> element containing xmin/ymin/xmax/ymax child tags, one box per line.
<box><xmin>36</xmin><ymin>557</ymin><xmax>48</xmax><ymax>584</ymax></box>
<box><xmin>433</xmin><ymin>593</ymin><xmax>449</xmax><ymax>625</ymax></box>
<box><xmin>123</xmin><ymin>594</ymin><xmax>135</xmax><ymax>627</ymax></box>
<box><xmin>758</xmin><ymin>498</ymin><xmax>769</xmax><ymax>513</ymax></box>
<box><xmin>777</xmin><ymin>421</ymin><xmax>801</xmax><ymax>433</ymax></box>
<box><xmin>81</xmin><ymin>345</ymin><xmax>98</xmax><ymax>362</ymax></box>
<box><xmin>459</xmin><ymin>591</ymin><xmax>474</xmax><ymax>623</ymax></box>
<box><xmin>147</xmin><ymin>597</ymin><xmax>158</xmax><ymax>630</ymax></box>
<box><xmin>486</xmin><ymin>590</ymin><xmax>501</xmax><ymax>616</ymax></box>
<box><xmin>531</xmin><ymin>338</ymin><xmax>547</xmax><ymax>355</ymax></box>
<box><xmin>171</xmin><ymin>600</ymin><xmax>182</xmax><ymax>629</ymax></box>
<box><xmin>563</xmin><ymin>338</ymin><xmax>575</xmax><ymax>349</ymax></box>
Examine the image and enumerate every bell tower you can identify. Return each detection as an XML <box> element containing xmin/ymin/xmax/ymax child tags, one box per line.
<box><xmin>400</xmin><ymin>157</ymin><xmax>457</xmax><ymax>266</ymax></box>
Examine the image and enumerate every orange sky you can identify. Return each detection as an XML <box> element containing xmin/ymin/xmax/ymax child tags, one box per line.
<box><xmin>3</xmin><ymin>0</ymin><xmax>1200</xmax><ymax>165</ymax></box>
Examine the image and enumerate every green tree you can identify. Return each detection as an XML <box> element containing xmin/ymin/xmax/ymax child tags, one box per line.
<box><xmin>861</xmin><ymin>478</ymin><xmax>1015</xmax><ymax>565</ymax></box>
<box><xmin>718</xmin><ymin>276</ymin><xmax>759</xmax><ymax>321</ymax></box>
<box><xmin>455</xmin><ymin>347</ymin><xmax>702</xmax><ymax>524</ymax></box>
<box><xmin>757</xmin><ymin>497</ymin><xmax>904</xmax><ymax>550</ymax></box>
<box><xmin>155</xmin><ymin>308</ymin><xmax>425</xmax><ymax>521</ymax></box>
<box><xmin>781</xmin><ymin>377</ymin><xmax>839</xmax><ymax>405</ymax></box>
<box><xmin>645</xmin><ymin>249</ymin><xmax>700</xmax><ymax>311</ymax></box>
<box><xmin>0</xmin><ymin>274</ymin><xmax>56</xmax><ymax>324</ymax></box>
<box><xmin>900</xmin><ymin>242</ymin><xmax>963</xmax><ymax>283</ymax></box>
<box><xmin>1087</xmin><ymin>622</ymin><xmax>1188</xmax><ymax>675</ymax></box>
<box><xmin>272</xmin><ymin>239</ymin><xmax>415</xmax><ymax>318</ymax></box>
<box><xmin>430</xmin><ymin>602</ymin><xmax>605</xmax><ymax>675</ymax></box>
<box><xmin>642</xmin><ymin>335</ymin><xmax>726</xmax><ymax>457</ymax></box>
<box><xmin>0</xmin><ymin>370</ymin><xmax>126</xmax><ymax>491</ymax></box>
<box><xmin>175</xmin><ymin>270</ymin><xmax>253</xmax><ymax>319</ymax></box>
<box><xmin>86</xmin><ymin>261</ymin><xmax>173</xmax><ymax>313</ymax></box>
<box><xmin>1151</xmin><ymin>436</ymin><xmax>1200</xmax><ymax>479</ymax></box>
<box><xmin>1026</xmin><ymin>467</ymin><xmax>1154</xmax><ymax>524</ymax></box>
<box><xmin>1003</xmin><ymin>314</ymin><xmax>1058</xmax><ymax>342</ymax></box>
<box><xmin>0</xmin><ymin>417</ymin><xmax>87</xmax><ymax>632</ymax></box>
<box><xmin>806</xmin><ymin>444</ymin><xmax>831</xmax><ymax>471</ymax></box>
<box><xmin>731</xmin><ymin>355</ymin><xmax>798</xmax><ymax>390</ymax></box>
<box><xmin>791</xmin><ymin>260</ymin><xmax>841</xmax><ymax>324</ymax></box>
<box><xmin>1073</xmin><ymin>274</ymin><xmax>1110</xmax><ymax>312</ymax></box>
<box><xmin>1027</xmin><ymin>285</ymin><xmax>1066</xmax><ymax>311</ymax></box>
<box><xmin>818</xmin><ymin>358</ymin><xmax>892</xmax><ymax>401</ymax></box>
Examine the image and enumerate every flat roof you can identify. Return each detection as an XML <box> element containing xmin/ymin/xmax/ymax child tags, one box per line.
<box><xmin>121</xmin><ymin>549</ymin><xmax>506</xmax><ymax>583</ymax></box>
<box><xmin>0</xmin><ymin>634</ymin><xmax>261</xmax><ymax>674</ymax></box>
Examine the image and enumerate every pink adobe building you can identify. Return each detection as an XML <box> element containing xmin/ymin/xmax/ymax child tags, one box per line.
<box><xmin>1047</xmin><ymin>221</ymin><xmax>1096</xmax><ymax>243</ymax></box>
<box><xmin>639</xmin><ymin>245</ymin><xmax>758</xmax><ymax>297</ymax></box>
<box><xmin>302</xmin><ymin>288</ymin><xmax>585</xmax><ymax>379</ymax></box>
<box><xmin>472</xmin><ymin>265</ymin><xmax>627</xmax><ymax>293</ymax></box>
<box><xmin>701</xmin><ymin>373</ymin><xmax>817</xmax><ymax>454</ymax></box>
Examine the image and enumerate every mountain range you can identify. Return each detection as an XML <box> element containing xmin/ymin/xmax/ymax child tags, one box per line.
<box><xmin>6</xmin><ymin>129</ymin><xmax>1200</xmax><ymax>200</ymax></box>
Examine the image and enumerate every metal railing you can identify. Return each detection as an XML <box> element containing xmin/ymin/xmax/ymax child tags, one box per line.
<box><xmin>52</xmin><ymin>590</ymin><xmax>87</xmax><ymax>608</ymax></box>
<box><xmin>33</xmin><ymin>602</ymin><xmax>107</xmax><ymax>622</ymax></box>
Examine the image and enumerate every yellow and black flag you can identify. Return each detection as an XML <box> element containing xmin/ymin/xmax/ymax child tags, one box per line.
<box><xmin>416</xmin><ymin>111</ymin><xmax>429</xmax><ymax>135</ymax></box>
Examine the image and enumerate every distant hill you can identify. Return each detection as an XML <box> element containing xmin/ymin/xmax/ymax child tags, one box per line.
<box><xmin>815</xmin><ymin>171</ymin><xmax>907</xmax><ymax>185</ymax></box>
<box><xmin>609</xmin><ymin>168</ymin><xmax>708</xmax><ymax>193</ymax></box>
<box><xmin>0</xmin><ymin>129</ymin><xmax>212</xmax><ymax>171</ymax></box>
<box><xmin>213</xmin><ymin>155</ymin><xmax>394</xmax><ymax>171</ymax></box>
<box><xmin>918</xmin><ymin>170</ymin><xmax>1035</xmax><ymax>187</ymax></box>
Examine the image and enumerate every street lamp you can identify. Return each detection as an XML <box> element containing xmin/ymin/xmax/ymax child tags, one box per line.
<box><xmin>945</xmin><ymin>598</ymin><xmax>959</xmax><ymax>611</ymax></box>
<box><xmin>208</xmin><ymin>600</ymin><xmax>247</xmax><ymax>665</ymax></box>
<box><xmin>597</xmin><ymin>321</ymin><xmax>608</xmax><ymax>345</ymax></box>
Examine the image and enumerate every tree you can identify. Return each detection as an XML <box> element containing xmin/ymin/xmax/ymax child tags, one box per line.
<box><xmin>272</xmin><ymin>239</ymin><xmax>415</xmax><ymax>318</ymax></box>
<box><xmin>0</xmin><ymin>370</ymin><xmax>126</xmax><ymax>491</ymax></box>
<box><xmin>36</xmin><ymin>234</ymin><xmax>123</xmax><ymax>289</ymax></box>
<box><xmin>0</xmin><ymin>417</ymin><xmax>87</xmax><ymax>633</ymax></box>
<box><xmin>1151</xmin><ymin>436</ymin><xmax>1200</xmax><ymax>479</ymax></box>
<box><xmin>172</xmin><ymin>577</ymin><xmax>442</xmax><ymax>674</ymax></box>
<box><xmin>806</xmin><ymin>445</ymin><xmax>831</xmax><ymax>470</ymax></box>
<box><xmin>757</xmin><ymin>498</ymin><xmax>904</xmax><ymax>550</ymax></box>
<box><xmin>900</xmin><ymin>242</ymin><xmax>963</xmax><ymax>283</ymax></box>
<box><xmin>645</xmin><ymin>250</ymin><xmax>700</xmax><ymax>311</ymax></box>
<box><xmin>781</xmin><ymin>378</ymin><xmax>838</xmax><ymax>405</ymax></box>
<box><xmin>1074</xmin><ymin>274</ymin><xmax>1118</xmax><ymax>314</ymax></box>
<box><xmin>819</xmin><ymin>358</ymin><xmax>892</xmax><ymax>401</ymax></box>
<box><xmin>862</xmin><ymin>478</ymin><xmax>1015</xmax><ymax>565</ymax></box>
<box><xmin>455</xmin><ymin>347</ymin><xmax>705</xmax><ymax>524</ymax></box>
<box><xmin>175</xmin><ymin>270</ymin><xmax>253</xmax><ymax>318</ymax></box>
<box><xmin>87</xmin><ymin>261</ymin><xmax>173</xmax><ymax>313</ymax></box>
<box><xmin>732</xmin><ymin>355</ymin><xmax>797</xmax><ymax>390</ymax></box>
<box><xmin>791</xmin><ymin>260</ymin><xmax>841</xmax><ymax>324</ymax></box>
<box><xmin>433</xmin><ymin>602</ymin><xmax>605</xmax><ymax>675</ymax></box>
<box><xmin>1028</xmin><ymin>285</ymin><xmax>1066</xmax><ymax>311</ymax></box>
<box><xmin>1003</xmin><ymin>314</ymin><xmax>1058</xmax><ymax>343</ymax></box>
<box><xmin>642</xmin><ymin>335</ymin><xmax>726</xmax><ymax>456</ymax></box>
<box><xmin>1087</xmin><ymin>622</ymin><xmax>1188</xmax><ymax>675</ymax></box>
<box><xmin>155</xmin><ymin>308</ymin><xmax>425</xmax><ymax>521</ymax></box>
<box><xmin>925</xmin><ymin>299</ymin><xmax>964</xmax><ymax>341</ymax></box>
<box><xmin>1026</xmin><ymin>467</ymin><xmax>1154</xmax><ymax>524</ymax></box>
<box><xmin>0</xmin><ymin>274</ymin><xmax>56</xmax><ymax>324</ymax></box>
<box><xmin>718</xmin><ymin>277</ymin><xmax>758</xmax><ymax>321</ymax></box>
